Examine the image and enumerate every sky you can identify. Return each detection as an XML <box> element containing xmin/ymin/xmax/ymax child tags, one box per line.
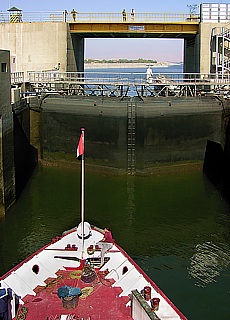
<box><xmin>1</xmin><ymin>0</ymin><xmax>230</xmax><ymax>62</ymax></box>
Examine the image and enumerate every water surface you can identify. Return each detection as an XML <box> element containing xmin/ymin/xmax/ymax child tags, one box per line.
<box><xmin>1</xmin><ymin>164</ymin><xmax>230</xmax><ymax>319</ymax></box>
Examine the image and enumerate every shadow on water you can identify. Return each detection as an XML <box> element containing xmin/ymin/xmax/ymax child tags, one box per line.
<box><xmin>1</xmin><ymin>164</ymin><xmax>230</xmax><ymax>319</ymax></box>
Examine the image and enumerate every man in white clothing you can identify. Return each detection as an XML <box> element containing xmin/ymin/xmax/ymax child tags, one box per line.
<box><xmin>146</xmin><ymin>66</ymin><xmax>153</xmax><ymax>84</ymax></box>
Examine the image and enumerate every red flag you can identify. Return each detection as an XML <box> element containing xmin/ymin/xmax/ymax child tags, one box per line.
<box><xmin>76</xmin><ymin>131</ymin><xmax>84</xmax><ymax>160</ymax></box>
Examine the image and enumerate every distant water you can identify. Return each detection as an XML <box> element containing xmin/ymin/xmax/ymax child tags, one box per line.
<box><xmin>85</xmin><ymin>63</ymin><xmax>183</xmax><ymax>75</ymax></box>
<box><xmin>84</xmin><ymin>64</ymin><xmax>183</xmax><ymax>96</ymax></box>
<box><xmin>1</xmin><ymin>164</ymin><xmax>230</xmax><ymax>319</ymax></box>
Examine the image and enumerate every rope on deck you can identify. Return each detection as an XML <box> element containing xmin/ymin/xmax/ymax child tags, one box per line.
<box><xmin>16</xmin><ymin>306</ymin><xmax>28</xmax><ymax>320</ymax></box>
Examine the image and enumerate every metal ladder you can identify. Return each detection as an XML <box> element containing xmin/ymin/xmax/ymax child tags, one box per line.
<box><xmin>127</xmin><ymin>100</ymin><xmax>136</xmax><ymax>174</ymax></box>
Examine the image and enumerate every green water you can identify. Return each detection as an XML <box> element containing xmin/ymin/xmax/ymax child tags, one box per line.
<box><xmin>1</xmin><ymin>164</ymin><xmax>230</xmax><ymax>319</ymax></box>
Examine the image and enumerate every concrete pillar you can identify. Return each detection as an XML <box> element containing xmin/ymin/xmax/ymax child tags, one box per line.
<box><xmin>184</xmin><ymin>35</ymin><xmax>200</xmax><ymax>73</ymax></box>
<box><xmin>199</xmin><ymin>23</ymin><xmax>213</xmax><ymax>74</ymax></box>
<box><xmin>0</xmin><ymin>50</ymin><xmax>16</xmax><ymax>216</ymax></box>
<box><xmin>71</xmin><ymin>35</ymin><xmax>85</xmax><ymax>72</ymax></box>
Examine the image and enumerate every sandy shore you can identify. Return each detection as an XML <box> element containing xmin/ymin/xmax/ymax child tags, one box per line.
<box><xmin>84</xmin><ymin>62</ymin><xmax>172</xmax><ymax>69</ymax></box>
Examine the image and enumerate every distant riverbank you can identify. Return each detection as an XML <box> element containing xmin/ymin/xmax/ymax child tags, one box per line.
<box><xmin>85</xmin><ymin>62</ymin><xmax>180</xmax><ymax>69</ymax></box>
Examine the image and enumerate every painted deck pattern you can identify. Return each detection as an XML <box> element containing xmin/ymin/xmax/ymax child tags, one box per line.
<box><xmin>19</xmin><ymin>266</ymin><xmax>132</xmax><ymax>320</ymax></box>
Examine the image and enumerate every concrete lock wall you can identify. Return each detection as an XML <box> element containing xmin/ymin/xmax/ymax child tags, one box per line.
<box><xmin>136</xmin><ymin>105</ymin><xmax>223</xmax><ymax>170</ymax></box>
<box><xmin>14</xmin><ymin>105</ymin><xmax>38</xmax><ymax>197</ymax></box>
<box><xmin>0</xmin><ymin>50</ymin><xmax>16</xmax><ymax>216</ymax></box>
<box><xmin>39</xmin><ymin>96</ymin><xmax>223</xmax><ymax>173</ymax></box>
<box><xmin>40</xmin><ymin>97</ymin><xmax>127</xmax><ymax>168</ymax></box>
<box><xmin>0</xmin><ymin>22</ymin><xmax>77</xmax><ymax>73</ymax></box>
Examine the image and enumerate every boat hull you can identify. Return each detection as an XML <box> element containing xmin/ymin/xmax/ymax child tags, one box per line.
<box><xmin>0</xmin><ymin>224</ymin><xmax>187</xmax><ymax>320</ymax></box>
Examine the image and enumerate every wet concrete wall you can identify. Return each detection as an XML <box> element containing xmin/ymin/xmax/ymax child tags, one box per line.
<box><xmin>14</xmin><ymin>105</ymin><xmax>38</xmax><ymax>198</ymax></box>
<box><xmin>203</xmin><ymin>101</ymin><xmax>230</xmax><ymax>202</ymax></box>
<box><xmin>40</xmin><ymin>97</ymin><xmax>127</xmax><ymax>168</ymax></box>
<box><xmin>0</xmin><ymin>50</ymin><xmax>15</xmax><ymax>216</ymax></box>
<box><xmin>136</xmin><ymin>111</ymin><xmax>222</xmax><ymax>169</ymax></box>
<box><xmin>39</xmin><ymin>96</ymin><xmax>223</xmax><ymax>172</ymax></box>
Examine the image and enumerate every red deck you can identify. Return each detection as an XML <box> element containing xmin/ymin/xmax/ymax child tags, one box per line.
<box><xmin>15</xmin><ymin>266</ymin><xmax>133</xmax><ymax>320</ymax></box>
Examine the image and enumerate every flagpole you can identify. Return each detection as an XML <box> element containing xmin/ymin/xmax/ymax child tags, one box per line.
<box><xmin>81</xmin><ymin>128</ymin><xmax>85</xmax><ymax>260</ymax></box>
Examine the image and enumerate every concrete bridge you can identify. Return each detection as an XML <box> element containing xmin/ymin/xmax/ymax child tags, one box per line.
<box><xmin>0</xmin><ymin>3</ymin><xmax>230</xmax><ymax>76</ymax></box>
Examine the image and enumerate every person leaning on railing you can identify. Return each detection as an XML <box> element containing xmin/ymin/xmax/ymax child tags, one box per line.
<box><xmin>131</xmin><ymin>9</ymin><xmax>135</xmax><ymax>20</ymax></box>
<box><xmin>71</xmin><ymin>9</ymin><xmax>77</xmax><ymax>21</ymax></box>
<box><xmin>122</xmin><ymin>9</ymin><xmax>127</xmax><ymax>21</ymax></box>
<box><xmin>63</xmin><ymin>10</ymin><xmax>68</xmax><ymax>22</ymax></box>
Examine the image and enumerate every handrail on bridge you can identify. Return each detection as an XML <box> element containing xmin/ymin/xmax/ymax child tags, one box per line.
<box><xmin>11</xmin><ymin>72</ymin><xmax>24</xmax><ymax>84</ymax></box>
<box><xmin>211</xmin><ymin>23</ymin><xmax>230</xmax><ymax>37</ymax></box>
<box><xmin>13</xmin><ymin>71</ymin><xmax>230</xmax><ymax>85</ymax></box>
<box><xmin>0</xmin><ymin>11</ymin><xmax>199</xmax><ymax>23</ymax></box>
<box><xmin>11</xmin><ymin>71</ymin><xmax>230</xmax><ymax>99</ymax></box>
<box><xmin>27</xmin><ymin>71</ymin><xmax>132</xmax><ymax>84</ymax></box>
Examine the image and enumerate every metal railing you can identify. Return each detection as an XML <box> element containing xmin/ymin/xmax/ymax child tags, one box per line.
<box><xmin>211</xmin><ymin>25</ymin><xmax>230</xmax><ymax>37</ymax></box>
<box><xmin>0</xmin><ymin>11</ymin><xmax>199</xmax><ymax>23</ymax></box>
<box><xmin>27</xmin><ymin>71</ymin><xmax>132</xmax><ymax>84</ymax></box>
<box><xmin>211</xmin><ymin>26</ymin><xmax>230</xmax><ymax>76</ymax></box>
<box><xmin>11</xmin><ymin>71</ymin><xmax>230</xmax><ymax>98</ymax></box>
<box><xmin>11</xmin><ymin>72</ymin><xmax>24</xmax><ymax>84</ymax></box>
<box><xmin>133</xmin><ymin>72</ymin><xmax>230</xmax><ymax>84</ymax></box>
<box><xmin>0</xmin><ymin>11</ymin><xmax>65</xmax><ymax>23</ymax></box>
<box><xmin>25</xmin><ymin>71</ymin><xmax>230</xmax><ymax>85</ymax></box>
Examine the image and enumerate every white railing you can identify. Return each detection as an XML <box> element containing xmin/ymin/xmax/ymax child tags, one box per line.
<box><xmin>211</xmin><ymin>25</ymin><xmax>230</xmax><ymax>37</ymax></box>
<box><xmin>133</xmin><ymin>72</ymin><xmax>230</xmax><ymax>84</ymax></box>
<box><xmin>0</xmin><ymin>11</ymin><xmax>65</xmax><ymax>23</ymax></box>
<box><xmin>11</xmin><ymin>71</ymin><xmax>230</xmax><ymax>98</ymax></box>
<box><xmin>27</xmin><ymin>71</ymin><xmax>133</xmax><ymax>84</ymax></box>
<box><xmin>0</xmin><ymin>11</ymin><xmax>199</xmax><ymax>23</ymax></box>
<box><xmin>24</xmin><ymin>71</ymin><xmax>230</xmax><ymax>85</ymax></box>
<box><xmin>201</xmin><ymin>3</ymin><xmax>230</xmax><ymax>22</ymax></box>
<box><xmin>66</xmin><ymin>12</ymin><xmax>196</xmax><ymax>23</ymax></box>
<box><xmin>11</xmin><ymin>72</ymin><xmax>24</xmax><ymax>84</ymax></box>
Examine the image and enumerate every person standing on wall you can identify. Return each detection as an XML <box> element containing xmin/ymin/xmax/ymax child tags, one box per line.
<box><xmin>131</xmin><ymin>9</ymin><xmax>135</xmax><ymax>20</ymax></box>
<box><xmin>122</xmin><ymin>9</ymin><xmax>127</xmax><ymax>21</ymax></box>
<box><xmin>63</xmin><ymin>10</ymin><xmax>68</xmax><ymax>22</ymax></box>
<box><xmin>71</xmin><ymin>9</ymin><xmax>77</xmax><ymax>21</ymax></box>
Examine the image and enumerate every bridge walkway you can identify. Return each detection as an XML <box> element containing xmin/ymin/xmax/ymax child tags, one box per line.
<box><xmin>0</xmin><ymin>11</ymin><xmax>199</xmax><ymax>39</ymax></box>
<box><xmin>17</xmin><ymin>71</ymin><xmax>230</xmax><ymax>99</ymax></box>
<box><xmin>0</xmin><ymin>11</ymin><xmax>199</xmax><ymax>24</ymax></box>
